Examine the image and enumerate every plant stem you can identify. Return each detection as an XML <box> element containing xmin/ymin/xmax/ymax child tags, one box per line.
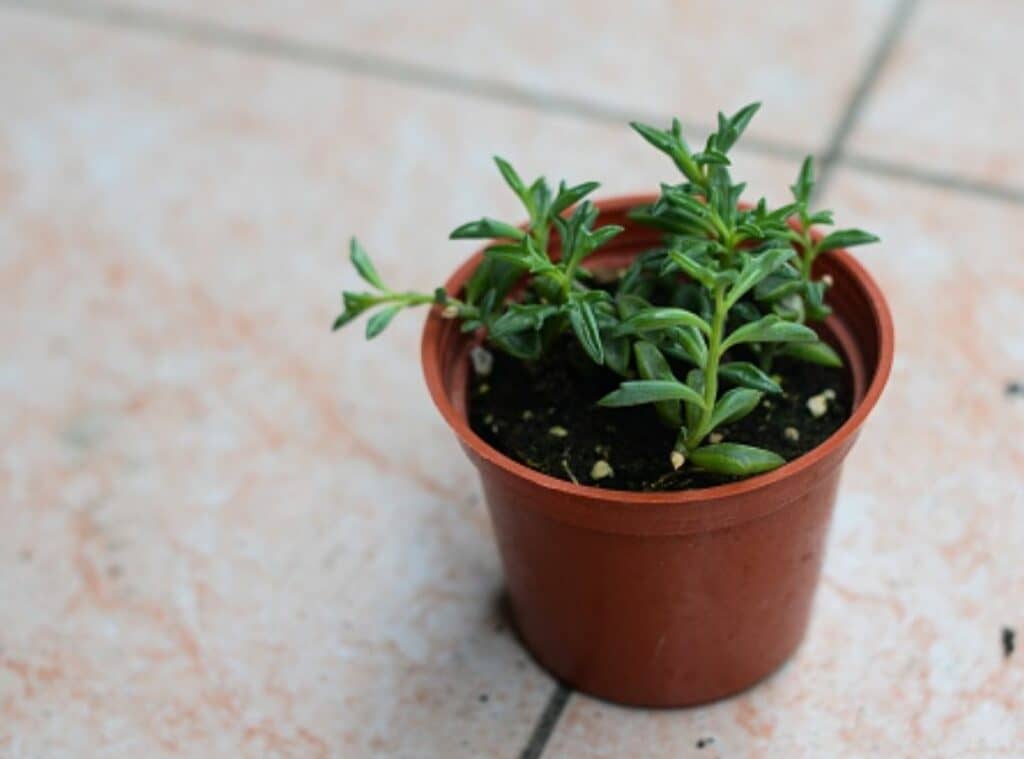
<box><xmin>399</xmin><ymin>291</ymin><xmax>478</xmax><ymax>320</ymax></box>
<box><xmin>685</xmin><ymin>282</ymin><xmax>725</xmax><ymax>450</ymax></box>
<box><xmin>799</xmin><ymin>230</ymin><xmax>816</xmax><ymax>282</ymax></box>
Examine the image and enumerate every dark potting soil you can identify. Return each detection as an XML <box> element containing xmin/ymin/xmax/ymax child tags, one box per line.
<box><xmin>468</xmin><ymin>336</ymin><xmax>852</xmax><ymax>492</ymax></box>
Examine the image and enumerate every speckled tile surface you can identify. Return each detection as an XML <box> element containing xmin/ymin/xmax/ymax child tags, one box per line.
<box><xmin>846</xmin><ymin>0</ymin><xmax>1024</xmax><ymax>190</ymax></box>
<box><xmin>93</xmin><ymin>0</ymin><xmax>896</xmax><ymax>151</ymax></box>
<box><xmin>2</xmin><ymin>1</ymin><xmax>1022</xmax><ymax>757</ymax></box>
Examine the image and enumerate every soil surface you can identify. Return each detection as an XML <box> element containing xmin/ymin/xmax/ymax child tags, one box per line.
<box><xmin>468</xmin><ymin>336</ymin><xmax>852</xmax><ymax>491</ymax></box>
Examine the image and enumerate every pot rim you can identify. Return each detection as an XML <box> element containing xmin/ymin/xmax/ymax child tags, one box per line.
<box><xmin>421</xmin><ymin>194</ymin><xmax>894</xmax><ymax>508</ymax></box>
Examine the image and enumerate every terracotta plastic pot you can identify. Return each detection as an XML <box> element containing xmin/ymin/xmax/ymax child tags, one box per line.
<box><xmin>422</xmin><ymin>195</ymin><xmax>894</xmax><ymax>707</ymax></box>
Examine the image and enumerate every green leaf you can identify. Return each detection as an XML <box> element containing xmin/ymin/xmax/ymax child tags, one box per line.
<box><xmin>689</xmin><ymin>443</ymin><xmax>785</xmax><ymax>476</ymax></box>
<box><xmin>349</xmin><ymin>238</ymin><xmax>386</xmax><ymax>290</ymax></box>
<box><xmin>598</xmin><ymin>380</ymin><xmax>706</xmax><ymax>410</ymax></box>
<box><xmin>634</xmin><ymin>341</ymin><xmax>682</xmax><ymax>427</ymax></box>
<box><xmin>684</xmin><ymin>369</ymin><xmax>704</xmax><ymax>431</ymax></box>
<box><xmin>332</xmin><ymin>310</ymin><xmax>356</xmax><ymax>331</ymax></box>
<box><xmin>569</xmin><ymin>301</ymin><xmax>604</xmax><ymax>365</ymax></box>
<box><xmin>493</xmin><ymin>156</ymin><xmax>528</xmax><ymax>204</ymax></box>
<box><xmin>721</xmin><ymin>315</ymin><xmax>817</xmax><ymax>352</ymax></box>
<box><xmin>803</xmin><ymin>280</ymin><xmax>832</xmax><ymax>321</ymax></box>
<box><xmin>663</xmin><ymin>325</ymin><xmax>707</xmax><ymax>366</ymax></box>
<box><xmin>588</xmin><ymin>224</ymin><xmax>624</xmax><ymax>250</ymax></box>
<box><xmin>481</xmin><ymin>287</ymin><xmax>501</xmax><ymax>314</ymax></box>
<box><xmin>603</xmin><ymin>333</ymin><xmax>631</xmax><ymax>377</ymax></box>
<box><xmin>668</xmin><ymin>248</ymin><xmax>717</xmax><ymax>288</ymax></box>
<box><xmin>778</xmin><ymin>340</ymin><xmax>843</xmax><ymax>368</ymax></box>
<box><xmin>730</xmin><ymin>300</ymin><xmax>762</xmax><ymax>325</ymax></box>
<box><xmin>616</xmin><ymin>294</ymin><xmax>651</xmax><ymax>320</ymax></box>
<box><xmin>490</xmin><ymin>329</ymin><xmax>542</xmax><ymax>361</ymax></box>
<box><xmin>489</xmin><ymin>303</ymin><xmax>560</xmax><ymax>338</ymax></box>
<box><xmin>334</xmin><ymin>291</ymin><xmax>376</xmax><ymax>330</ymax></box>
<box><xmin>450</xmin><ymin>217</ymin><xmax>526</xmax><ymax>241</ymax></box>
<box><xmin>485</xmin><ymin>240</ymin><xmax>555</xmax><ymax>275</ymax></box>
<box><xmin>631</xmin><ymin>121</ymin><xmax>703</xmax><ymax>185</ymax></box>
<box><xmin>630</xmin><ymin>121</ymin><xmax>678</xmax><ymax>155</ymax></box>
<box><xmin>661</xmin><ymin>185</ymin><xmax>710</xmax><ymax>213</ymax></box>
<box><xmin>725</xmin><ymin>248</ymin><xmax>794</xmax><ymax>308</ymax></box>
<box><xmin>365</xmin><ymin>304</ymin><xmax>402</xmax><ymax>339</ymax></box>
<box><xmin>817</xmin><ymin>229</ymin><xmax>880</xmax><ymax>252</ymax></box>
<box><xmin>692</xmin><ymin>149</ymin><xmax>731</xmax><ymax>166</ymax></box>
<box><xmin>716</xmin><ymin>102</ymin><xmax>761</xmax><ymax>153</ymax></box>
<box><xmin>467</xmin><ymin>256</ymin><xmax>527</xmax><ymax>307</ymax></box>
<box><xmin>527</xmin><ymin>177</ymin><xmax>552</xmax><ymax>220</ymax></box>
<box><xmin>719</xmin><ymin>362</ymin><xmax>782</xmax><ymax>394</ymax></box>
<box><xmin>764</xmin><ymin>200</ymin><xmax>800</xmax><ymax>224</ymax></box>
<box><xmin>613</xmin><ymin>307</ymin><xmax>711</xmax><ymax>338</ymax></box>
<box><xmin>465</xmin><ymin>259</ymin><xmax>494</xmax><ymax>305</ymax></box>
<box><xmin>552</xmin><ymin>181</ymin><xmax>601</xmax><ymax>215</ymax></box>
<box><xmin>790</xmin><ymin>156</ymin><xmax>815</xmax><ymax>205</ymax></box>
<box><xmin>483</xmin><ymin>243</ymin><xmax>528</xmax><ymax>266</ymax></box>
<box><xmin>754</xmin><ymin>270</ymin><xmax>803</xmax><ymax>302</ymax></box>
<box><xmin>709</xmin><ymin>387</ymin><xmax>763</xmax><ymax>429</ymax></box>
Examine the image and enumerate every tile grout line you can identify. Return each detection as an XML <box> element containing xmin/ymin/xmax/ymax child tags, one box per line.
<box><xmin>7</xmin><ymin>0</ymin><xmax>1024</xmax><ymax>207</ymax></box>
<box><xmin>812</xmin><ymin>0</ymin><xmax>920</xmax><ymax>200</ymax></box>
<box><xmin>0</xmin><ymin>0</ymin><xmax>806</xmax><ymax>161</ymax></box>
<box><xmin>838</xmin><ymin>152</ymin><xmax>1024</xmax><ymax>205</ymax></box>
<box><xmin>518</xmin><ymin>683</ymin><xmax>572</xmax><ymax>759</ymax></box>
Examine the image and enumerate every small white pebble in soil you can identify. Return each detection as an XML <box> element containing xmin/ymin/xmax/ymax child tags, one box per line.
<box><xmin>822</xmin><ymin>274</ymin><xmax>834</xmax><ymax>287</ymax></box>
<box><xmin>823</xmin><ymin>388</ymin><xmax>836</xmax><ymax>401</ymax></box>
<box><xmin>806</xmin><ymin>393</ymin><xmax>829</xmax><ymax>418</ymax></box>
<box><xmin>590</xmin><ymin>460</ymin><xmax>614</xmax><ymax>480</ymax></box>
<box><xmin>441</xmin><ymin>304</ymin><xmax>460</xmax><ymax>319</ymax></box>
<box><xmin>470</xmin><ymin>346</ymin><xmax>494</xmax><ymax>377</ymax></box>
<box><xmin>784</xmin><ymin>426</ymin><xmax>800</xmax><ymax>442</ymax></box>
<box><xmin>477</xmin><ymin>383</ymin><xmax>490</xmax><ymax>395</ymax></box>
<box><xmin>521</xmin><ymin>410</ymin><xmax>534</xmax><ymax>421</ymax></box>
<box><xmin>483</xmin><ymin>413</ymin><xmax>494</xmax><ymax>425</ymax></box>
<box><xmin>709</xmin><ymin>432</ymin><xmax>724</xmax><ymax>444</ymax></box>
<box><xmin>548</xmin><ymin>425</ymin><xmax>569</xmax><ymax>438</ymax></box>
<box><xmin>670</xmin><ymin>451</ymin><xmax>686</xmax><ymax>470</ymax></box>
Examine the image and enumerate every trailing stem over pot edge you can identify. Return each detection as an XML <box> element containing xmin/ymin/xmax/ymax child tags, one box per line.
<box><xmin>332</xmin><ymin>103</ymin><xmax>879</xmax><ymax>478</ymax></box>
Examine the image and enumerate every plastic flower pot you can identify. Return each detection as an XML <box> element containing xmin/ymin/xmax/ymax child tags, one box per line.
<box><xmin>421</xmin><ymin>195</ymin><xmax>894</xmax><ymax>707</ymax></box>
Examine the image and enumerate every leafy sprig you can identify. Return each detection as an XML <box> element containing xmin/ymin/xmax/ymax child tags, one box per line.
<box><xmin>334</xmin><ymin>158</ymin><xmax>623</xmax><ymax>363</ymax></box>
<box><xmin>332</xmin><ymin>103</ymin><xmax>880</xmax><ymax>482</ymax></box>
<box><xmin>749</xmin><ymin>156</ymin><xmax>880</xmax><ymax>371</ymax></box>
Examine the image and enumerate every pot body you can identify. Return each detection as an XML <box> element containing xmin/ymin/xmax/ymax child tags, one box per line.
<box><xmin>422</xmin><ymin>196</ymin><xmax>893</xmax><ymax>707</ymax></box>
<box><xmin>479</xmin><ymin>451</ymin><xmax>847</xmax><ymax>706</ymax></box>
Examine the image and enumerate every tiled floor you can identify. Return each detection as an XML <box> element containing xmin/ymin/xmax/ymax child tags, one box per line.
<box><xmin>1</xmin><ymin>1</ymin><xmax>1021</xmax><ymax>757</ymax></box>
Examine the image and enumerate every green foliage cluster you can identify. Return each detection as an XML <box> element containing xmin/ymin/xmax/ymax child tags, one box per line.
<box><xmin>333</xmin><ymin>104</ymin><xmax>878</xmax><ymax>477</ymax></box>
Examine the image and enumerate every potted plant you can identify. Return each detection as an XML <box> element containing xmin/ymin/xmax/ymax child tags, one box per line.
<box><xmin>332</xmin><ymin>104</ymin><xmax>893</xmax><ymax>707</ymax></box>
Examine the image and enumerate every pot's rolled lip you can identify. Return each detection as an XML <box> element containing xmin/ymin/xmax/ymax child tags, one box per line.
<box><xmin>421</xmin><ymin>194</ymin><xmax>894</xmax><ymax>513</ymax></box>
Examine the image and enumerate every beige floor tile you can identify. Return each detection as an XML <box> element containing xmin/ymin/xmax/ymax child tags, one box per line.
<box><xmin>847</xmin><ymin>0</ymin><xmax>1024</xmax><ymax>189</ymax></box>
<box><xmin>544</xmin><ymin>170</ymin><xmax>1024</xmax><ymax>756</ymax></box>
<box><xmin>0</xmin><ymin>8</ymin><xmax>802</xmax><ymax>756</ymax></box>
<box><xmin>107</xmin><ymin>0</ymin><xmax>898</xmax><ymax>151</ymax></box>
